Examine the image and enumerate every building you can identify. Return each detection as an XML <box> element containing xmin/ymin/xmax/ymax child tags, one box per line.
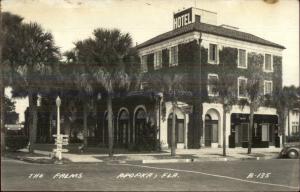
<box><xmin>31</xmin><ymin>7</ymin><xmax>285</xmax><ymax>149</ymax></box>
<box><xmin>99</xmin><ymin>8</ymin><xmax>284</xmax><ymax>148</ymax></box>
<box><xmin>285</xmin><ymin>108</ymin><xmax>299</xmax><ymax>137</ymax></box>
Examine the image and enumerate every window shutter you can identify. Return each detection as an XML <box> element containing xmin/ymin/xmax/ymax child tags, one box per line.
<box><xmin>147</xmin><ymin>53</ymin><xmax>154</xmax><ymax>72</ymax></box>
<box><xmin>162</xmin><ymin>48</ymin><xmax>169</xmax><ymax>68</ymax></box>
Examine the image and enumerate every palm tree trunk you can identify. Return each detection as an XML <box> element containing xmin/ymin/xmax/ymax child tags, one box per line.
<box><xmin>0</xmin><ymin>82</ymin><xmax>5</xmax><ymax>155</ymax></box>
<box><xmin>281</xmin><ymin>111</ymin><xmax>286</xmax><ymax>146</ymax></box>
<box><xmin>287</xmin><ymin>109</ymin><xmax>290</xmax><ymax>138</ymax></box>
<box><xmin>222</xmin><ymin>105</ymin><xmax>226</xmax><ymax>156</ymax></box>
<box><xmin>28</xmin><ymin>91</ymin><xmax>37</xmax><ymax>153</ymax></box>
<box><xmin>107</xmin><ymin>94</ymin><xmax>114</xmax><ymax>157</ymax></box>
<box><xmin>248</xmin><ymin>105</ymin><xmax>254</xmax><ymax>154</ymax></box>
<box><xmin>171</xmin><ymin>101</ymin><xmax>176</xmax><ymax>156</ymax></box>
<box><xmin>83</xmin><ymin>101</ymin><xmax>88</xmax><ymax>147</ymax></box>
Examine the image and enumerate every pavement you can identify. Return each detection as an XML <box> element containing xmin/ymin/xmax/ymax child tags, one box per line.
<box><xmin>4</xmin><ymin>144</ymin><xmax>282</xmax><ymax>164</ymax></box>
<box><xmin>2</xmin><ymin>157</ymin><xmax>299</xmax><ymax>191</ymax></box>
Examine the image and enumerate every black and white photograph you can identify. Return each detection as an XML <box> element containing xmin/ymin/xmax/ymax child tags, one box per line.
<box><xmin>0</xmin><ymin>0</ymin><xmax>299</xmax><ymax>191</ymax></box>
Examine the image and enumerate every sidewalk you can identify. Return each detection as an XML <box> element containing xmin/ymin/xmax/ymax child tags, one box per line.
<box><xmin>8</xmin><ymin>144</ymin><xmax>281</xmax><ymax>164</ymax></box>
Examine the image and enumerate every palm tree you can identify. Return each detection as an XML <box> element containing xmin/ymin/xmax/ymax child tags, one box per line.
<box><xmin>1</xmin><ymin>11</ymin><xmax>24</xmax><ymax>154</ymax></box>
<box><xmin>144</xmin><ymin>71</ymin><xmax>187</xmax><ymax>156</ymax></box>
<box><xmin>209</xmin><ymin>65</ymin><xmax>236</xmax><ymax>156</ymax></box>
<box><xmin>94</xmin><ymin>68</ymin><xmax>130</xmax><ymax>156</ymax></box>
<box><xmin>92</xmin><ymin>29</ymin><xmax>135</xmax><ymax>157</ymax></box>
<box><xmin>273</xmin><ymin>85</ymin><xmax>299</xmax><ymax>145</ymax></box>
<box><xmin>242</xmin><ymin>64</ymin><xmax>265</xmax><ymax>154</ymax></box>
<box><xmin>10</xmin><ymin>22</ymin><xmax>60</xmax><ymax>152</ymax></box>
<box><xmin>63</xmin><ymin>49</ymin><xmax>95</xmax><ymax>148</ymax></box>
<box><xmin>66</xmin><ymin>28</ymin><xmax>136</xmax><ymax>157</ymax></box>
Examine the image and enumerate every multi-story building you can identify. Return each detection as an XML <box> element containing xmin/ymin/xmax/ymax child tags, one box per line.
<box><xmin>120</xmin><ymin>7</ymin><xmax>284</xmax><ymax>149</ymax></box>
<box><xmin>33</xmin><ymin>7</ymin><xmax>285</xmax><ymax>150</ymax></box>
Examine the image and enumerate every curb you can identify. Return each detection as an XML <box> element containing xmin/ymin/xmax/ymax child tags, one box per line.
<box><xmin>22</xmin><ymin>157</ymin><xmax>56</xmax><ymax>164</ymax></box>
<box><xmin>142</xmin><ymin>158</ymin><xmax>193</xmax><ymax>164</ymax></box>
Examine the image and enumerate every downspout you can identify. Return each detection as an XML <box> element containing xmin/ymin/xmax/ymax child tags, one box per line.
<box><xmin>198</xmin><ymin>33</ymin><xmax>203</xmax><ymax>148</ymax></box>
<box><xmin>287</xmin><ymin>109</ymin><xmax>290</xmax><ymax>138</ymax></box>
<box><xmin>158</xmin><ymin>96</ymin><xmax>161</xmax><ymax>147</ymax></box>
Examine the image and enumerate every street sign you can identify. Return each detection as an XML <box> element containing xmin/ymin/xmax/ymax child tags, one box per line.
<box><xmin>53</xmin><ymin>149</ymin><xmax>69</xmax><ymax>153</ymax></box>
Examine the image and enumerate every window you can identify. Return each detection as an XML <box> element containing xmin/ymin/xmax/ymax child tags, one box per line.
<box><xmin>141</xmin><ymin>55</ymin><xmax>148</xmax><ymax>72</ymax></box>
<box><xmin>241</xmin><ymin>123</ymin><xmax>249</xmax><ymax>142</ymax></box>
<box><xmin>264</xmin><ymin>54</ymin><xmax>273</xmax><ymax>72</ymax></box>
<box><xmin>154</xmin><ymin>51</ymin><xmax>162</xmax><ymax>70</ymax></box>
<box><xmin>238</xmin><ymin>49</ymin><xmax>247</xmax><ymax>68</ymax></box>
<box><xmin>207</xmin><ymin>74</ymin><xmax>219</xmax><ymax>96</ymax></box>
<box><xmin>292</xmin><ymin>125</ymin><xmax>299</xmax><ymax>134</ymax></box>
<box><xmin>208</xmin><ymin>43</ymin><xmax>218</xmax><ymax>64</ymax></box>
<box><xmin>169</xmin><ymin>46</ymin><xmax>178</xmax><ymax>67</ymax></box>
<box><xmin>195</xmin><ymin>15</ymin><xmax>201</xmax><ymax>23</ymax></box>
<box><xmin>264</xmin><ymin>80</ymin><xmax>273</xmax><ymax>95</ymax></box>
<box><xmin>238</xmin><ymin>77</ymin><xmax>247</xmax><ymax>98</ymax></box>
<box><xmin>261</xmin><ymin>124</ymin><xmax>269</xmax><ymax>141</ymax></box>
<box><xmin>177</xmin><ymin>122</ymin><xmax>184</xmax><ymax>143</ymax></box>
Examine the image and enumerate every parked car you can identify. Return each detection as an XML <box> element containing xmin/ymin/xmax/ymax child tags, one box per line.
<box><xmin>280</xmin><ymin>142</ymin><xmax>300</xmax><ymax>159</ymax></box>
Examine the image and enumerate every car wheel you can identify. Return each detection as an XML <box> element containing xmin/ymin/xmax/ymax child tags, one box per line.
<box><xmin>287</xmin><ymin>149</ymin><xmax>299</xmax><ymax>159</ymax></box>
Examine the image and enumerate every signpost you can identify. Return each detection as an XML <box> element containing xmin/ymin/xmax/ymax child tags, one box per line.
<box><xmin>53</xmin><ymin>96</ymin><xmax>69</xmax><ymax>162</ymax></box>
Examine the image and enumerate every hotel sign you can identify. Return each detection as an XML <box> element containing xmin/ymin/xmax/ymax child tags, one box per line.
<box><xmin>173</xmin><ymin>8</ymin><xmax>192</xmax><ymax>29</ymax></box>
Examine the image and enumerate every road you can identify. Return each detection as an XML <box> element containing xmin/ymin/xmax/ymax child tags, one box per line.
<box><xmin>1</xmin><ymin>157</ymin><xmax>299</xmax><ymax>191</ymax></box>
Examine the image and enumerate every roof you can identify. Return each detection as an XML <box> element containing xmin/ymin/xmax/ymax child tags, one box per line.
<box><xmin>136</xmin><ymin>22</ymin><xmax>285</xmax><ymax>49</ymax></box>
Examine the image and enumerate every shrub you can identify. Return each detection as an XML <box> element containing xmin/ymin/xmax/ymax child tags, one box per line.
<box><xmin>5</xmin><ymin>135</ymin><xmax>28</xmax><ymax>151</ymax></box>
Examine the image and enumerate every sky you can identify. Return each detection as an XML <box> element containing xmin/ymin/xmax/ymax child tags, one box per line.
<box><xmin>2</xmin><ymin>0</ymin><xmax>299</xmax><ymax>122</ymax></box>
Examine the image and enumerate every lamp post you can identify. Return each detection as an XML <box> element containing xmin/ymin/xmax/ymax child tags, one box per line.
<box><xmin>56</xmin><ymin>96</ymin><xmax>62</xmax><ymax>161</ymax></box>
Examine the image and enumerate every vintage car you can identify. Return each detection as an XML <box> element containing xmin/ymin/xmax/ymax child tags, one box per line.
<box><xmin>280</xmin><ymin>142</ymin><xmax>300</xmax><ymax>159</ymax></box>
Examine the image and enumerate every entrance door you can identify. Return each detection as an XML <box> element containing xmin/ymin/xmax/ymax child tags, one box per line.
<box><xmin>205</xmin><ymin>121</ymin><xmax>218</xmax><ymax>147</ymax></box>
<box><xmin>167</xmin><ymin>114</ymin><xmax>184</xmax><ymax>147</ymax></box>
<box><xmin>119</xmin><ymin>121</ymin><xmax>128</xmax><ymax>145</ymax></box>
<box><xmin>205</xmin><ymin>123</ymin><xmax>212</xmax><ymax>146</ymax></box>
<box><xmin>262</xmin><ymin>123</ymin><xmax>273</xmax><ymax>146</ymax></box>
<box><xmin>135</xmin><ymin>120</ymin><xmax>145</xmax><ymax>144</ymax></box>
<box><xmin>235</xmin><ymin>123</ymin><xmax>249</xmax><ymax>147</ymax></box>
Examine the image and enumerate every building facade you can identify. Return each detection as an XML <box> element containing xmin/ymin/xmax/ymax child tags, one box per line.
<box><xmin>133</xmin><ymin>7</ymin><xmax>284</xmax><ymax>149</ymax></box>
<box><xmin>285</xmin><ymin>108</ymin><xmax>299</xmax><ymax>137</ymax></box>
<box><xmin>32</xmin><ymin>7</ymin><xmax>285</xmax><ymax>150</ymax></box>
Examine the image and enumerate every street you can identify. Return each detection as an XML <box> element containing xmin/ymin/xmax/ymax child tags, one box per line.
<box><xmin>1</xmin><ymin>158</ymin><xmax>299</xmax><ymax>191</ymax></box>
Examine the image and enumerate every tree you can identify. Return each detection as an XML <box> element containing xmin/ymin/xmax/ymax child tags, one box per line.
<box><xmin>4</xmin><ymin>96</ymin><xmax>19</xmax><ymax>124</ymax></box>
<box><xmin>242</xmin><ymin>60</ymin><xmax>265</xmax><ymax>154</ymax></box>
<box><xmin>9</xmin><ymin>22</ymin><xmax>60</xmax><ymax>152</ymax></box>
<box><xmin>66</xmin><ymin>28</ymin><xmax>137</xmax><ymax>156</ymax></box>
<box><xmin>273</xmin><ymin>85</ymin><xmax>299</xmax><ymax>145</ymax></box>
<box><xmin>1</xmin><ymin>11</ymin><xmax>24</xmax><ymax>154</ymax></box>
<box><xmin>92</xmin><ymin>29</ymin><xmax>136</xmax><ymax>157</ymax></box>
<box><xmin>144</xmin><ymin>71</ymin><xmax>187</xmax><ymax>156</ymax></box>
<box><xmin>209</xmin><ymin>65</ymin><xmax>236</xmax><ymax>156</ymax></box>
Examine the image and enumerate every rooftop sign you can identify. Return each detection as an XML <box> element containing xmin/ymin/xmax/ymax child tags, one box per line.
<box><xmin>173</xmin><ymin>8</ymin><xmax>192</xmax><ymax>29</ymax></box>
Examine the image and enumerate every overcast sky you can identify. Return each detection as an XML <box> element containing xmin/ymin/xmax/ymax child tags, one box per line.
<box><xmin>3</xmin><ymin>0</ymin><xmax>299</xmax><ymax>122</ymax></box>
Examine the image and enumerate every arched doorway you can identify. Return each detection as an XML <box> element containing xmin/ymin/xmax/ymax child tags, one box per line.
<box><xmin>134</xmin><ymin>108</ymin><xmax>147</xmax><ymax>144</ymax></box>
<box><xmin>204</xmin><ymin>109</ymin><xmax>220</xmax><ymax>147</ymax></box>
<box><xmin>118</xmin><ymin>109</ymin><xmax>129</xmax><ymax>146</ymax></box>
<box><xmin>167</xmin><ymin>112</ymin><xmax>184</xmax><ymax>148</ymax></box>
